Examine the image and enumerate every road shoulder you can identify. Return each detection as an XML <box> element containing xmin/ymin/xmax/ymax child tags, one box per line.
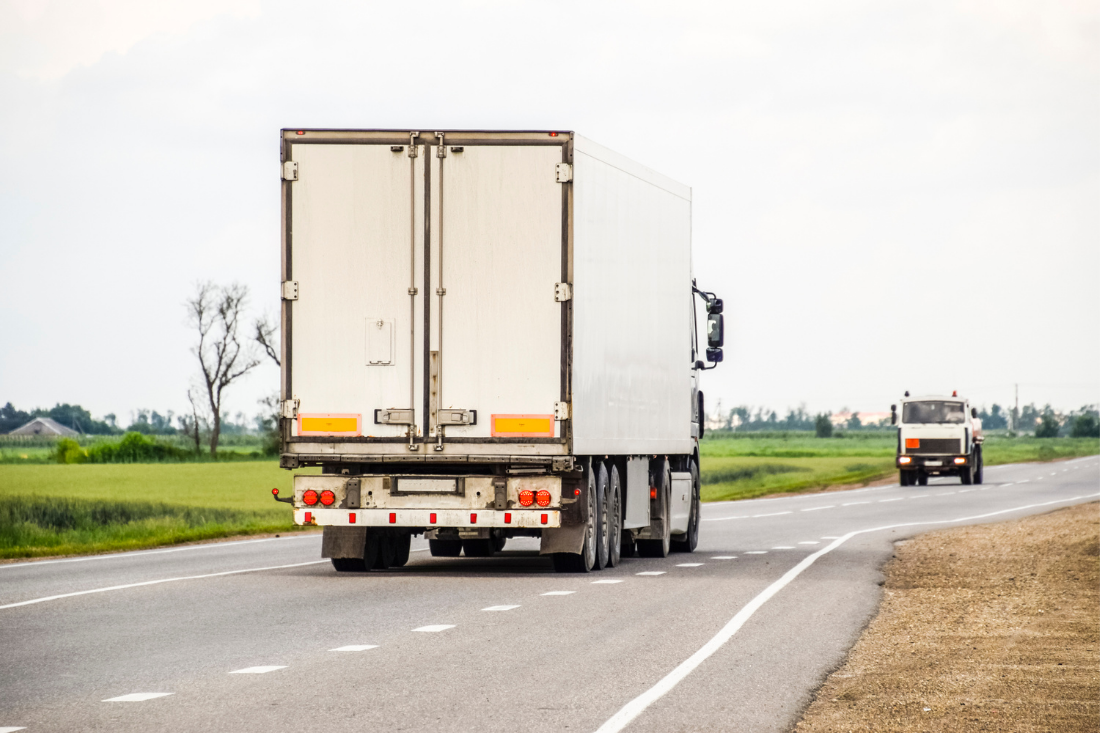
<box><xmin>794</xmin><ymin>501</ymin><xmax>1100</xmax><ymax>732</ymax></box>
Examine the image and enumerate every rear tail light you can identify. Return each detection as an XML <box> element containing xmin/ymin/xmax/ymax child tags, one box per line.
<box><xmin>320</xmin><ymin>490</ymin><xmax>336</xmax><ymax>506</ymax></box>
<box><xmin>471</xmin><ymin>513</ymin><xmax>478</xmax><ymax>524</ymax></box>
<box><xmin>303</xmin><ymin>511</ymin><xmax>312</xmax><ymax>523</ymax></box>
<box><xmin>519</xmin><ymin>489</ymin><xmax>534</xmax><ymax>507</ymax></box>
<box><xmin>650</xmin><ymin>487</ymin><xmax>657</xmax><ymax>499</ymax></box>
<box><xmin>389</xmin><ymin>512</ymin><xmax>397</xmax><ymax>523</ymax></box>
<box><xmin>430</xmin><ymin>512</ymin><xmax>437</xmax><ymax>524</ymax></box>
<box><xmin>541</xmin><ymin>513</ymin><xmax>548</xmax><ymax>524</ymax></box>
<box><xmin>536</xmin><ymin>490</ymin><xmax>551</xmax><ymax>507</ymax></box>
<box><xmin>302</xmin><ymin>489</ymin><xmax>319</xmax><ymax>506</ymax></box>
<box><xmin>505</xmin><ymin>512</ymin><xmax>512</xmax><ymax>523</ymax></box>
<box><xmin>349</xmin><ymin>513</ymin><xmax>356</xmax><ymax>523</ymax></box>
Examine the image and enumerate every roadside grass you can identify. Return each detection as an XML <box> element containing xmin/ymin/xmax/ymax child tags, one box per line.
<box><xmin>0</xmin><ymin>462</ymin><xmax>317</xmax><ymax>559</ymax></box>
<box><xmin>699</xmin><ymin>433</ymin><xmax>1100</xmax><ymax>502</ymax></box>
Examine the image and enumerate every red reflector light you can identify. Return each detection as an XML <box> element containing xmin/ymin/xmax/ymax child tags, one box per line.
<box><xmin>650</xmin><ymin>487</ymin><xmax>657</xmax><ymax>499</ymax></box>
<box><xmin>296</xmin><ymin>130</ymin><xmax>305</xmax><ymax>135</ymax></box>
<box><xmin>349</xmin><ymin>513</ymin><xmax>356</xmax><ymax>523</ymax></box>
<box><xmin>304</xmin><ymin>511</ymin><xmax>312</xmax><ymax>523</ymax></box>
<box><xmin>518</xmin><ymin>489</ymin><xmax>534</xmax><ymax>507</ymax></box>
<box><xmin>430</xmin><ymin>512</ymin><xmax>437</xmax><ymax>524</ymax></box>
<box><xmin>536</xmin><ymin>489</ymin><xmax>551</xmax><ymax>507</ymax></box>
<box><xmin>470</xmin><ymin>513</ymin><xmax>477</xmax><ymax>524</ymax></box>
<box><xmin>320</xmin><ymin>490</ymin><xmax>336</xmax><ymax>506</ymax></box>
<box><xmin>302</xmin><ymin>489</ymin><xmax>319</xmax><ymax>506</ymax></box>
<box><xmin>505</xmin><ymin>512</ymin><xmax>512</xmax><ymax>523</ymax></box>
<box><xmin>549</xmin><ymin>131</ymin><xmax>558</xmax><ymax>137</ymax></box>
<box><xmin>271</xmin><ymin>488</ymin><xmax>279</xmax><ymax>496</ymax></box>
<box><xmin>574</xmin><ymin>488</ymin><xmax>581</xmax><ymax>496</ymax></box>
<box><xmin>389</xmin><ymin>512</ymin><xmax>397</xmax><ymax>523</ymax></box>
<box><xmin>541</xmin><ymin>513</ymin><xmax>548</xmax><ymax>524</ymax></box>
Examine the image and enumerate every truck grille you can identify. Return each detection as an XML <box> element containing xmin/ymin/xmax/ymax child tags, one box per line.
<box><xmin>907</xmin><ymin>438</ymin><xmax>962</xmax><ymax>454</ymax></box>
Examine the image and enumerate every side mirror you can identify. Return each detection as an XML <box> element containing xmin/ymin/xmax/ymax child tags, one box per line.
<box><xmin>706</xmin><ymin>347</ymin><xmax>723</xmax><ymax>363</ymax></box>
<box><xmin>971</xmin><ymin>407</ymin><xmax>977</xmax><ymax>418</ymax></box>
<box><xmin>890</xmin><ymin>404</ymin><xmax>897</xmax><ymax>425</ymax></box>
<box><xmin>707</xmin><ymin>312</ymin><xmax>724</xmax><ymax>348</ymax></box>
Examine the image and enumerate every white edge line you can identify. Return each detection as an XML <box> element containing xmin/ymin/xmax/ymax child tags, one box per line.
<box><xmin>0</xmin><ymin>533</ymin><xmax>321</xmax><ymax>571</ymax></box>
<box><xmin>0</xmin><ymin>560</ymin><xmax>329</xmax><ymax>611</ymax></box>
<box><xmin>593</xmin><ymin>491</ymin><xmax>1100</xmax><ymax>733</ymax></box>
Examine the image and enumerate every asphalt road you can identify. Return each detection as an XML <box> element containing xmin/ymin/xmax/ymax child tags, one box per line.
<box><xmin>1</xmin><ymin>456</ymin><xmax>1097</xmax><ymax>733</ymax></box>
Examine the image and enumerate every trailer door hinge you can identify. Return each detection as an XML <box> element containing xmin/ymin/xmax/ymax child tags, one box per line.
<box><xmin>281</xmin><ymin>281</ymin><xmax>299</xmax><ymax>300</ymax></box>
<box><xmin>282</xmin><ymin>161</ymin><xmax>298</xmax><ymax>181</ymax></box>
<box><xmin>554</xmin><ymin>282</ymin><xmax>572</xmax><ymax>302</ymax></box>
<box><xmin>555</xmin><ymin>402</ymin><xmax>570</xmax><ymax>420</ymax></box>
<box><xmin>555</xmin><ymin>163</ymin><xmax>572</xmax><ymax>183</ymax></box>
<box><xmin>281</xmin><ymin>399</ymin><xmax>300</xmax><ymax>419</ymax></box>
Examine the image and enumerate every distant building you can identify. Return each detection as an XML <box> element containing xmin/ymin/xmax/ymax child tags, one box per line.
<box><xmin>8</xmin><ymin>417</ymin><xmax>79</xmax><ymax>437</ymax></box>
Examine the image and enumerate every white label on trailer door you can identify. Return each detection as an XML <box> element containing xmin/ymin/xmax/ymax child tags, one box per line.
<box><xmin>366</xmin><ymin>318</ymin><xmax>394</xmax><ymax>365</ymax></box>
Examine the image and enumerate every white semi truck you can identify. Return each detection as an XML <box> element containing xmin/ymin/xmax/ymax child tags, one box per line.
<box><xmin>271</xmin><ymin>129</ymin><xmax>724</xmax><ymax>573</ymax></box>
<box><xmin>891</xmin><ymin>391</ymin><xmax>984</xmax><ymax>486</ymax></box>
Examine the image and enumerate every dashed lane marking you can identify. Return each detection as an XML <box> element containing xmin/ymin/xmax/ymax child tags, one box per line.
<box><xmin>103</xmin><ymin>693</ymin><xmax>173</xmax><ymax>702</ymax></box>
<box><xmin>676</xmin><ymin>563</ymin><xmax>704</xmax><ymax>567</ymax></box>
<box><xmin>482</xmin><ymin>605</ymin><xmax>520</xmax><ymax>612</ymax></box>
<box><xmin>771</xmin><ymin>546</ymin><xmax>795</xmax><ymax>550</ymax></box>
<box><xmin>744</xmin><ymin>551</ymin><xmax>767</xmax><ymax>555</ymax></box>
<box><xmin>636</xmin><ymin>571</ymin><xmax>666</xmax><ymax>576</ymax></box>
<box><xmin>330</xmin><ymin>645</ymin><xmax>378</xmax><ymax>652</ymax></box>
<box><xmin>908</xmin><ymin>495</ymin><xmax>928</xmax><ymax>500</ymax></box>
<box><xmin>842</xmin><ymin>501</ymin><xmax>870</xmax><ymax>506</ymax></box>
<box><xmin>753</xmin><ymin>512</ymin><xmax>792</xmax><ymax>518</ymax></box>
<box><xmin>1018</xmin><ymin>479</ymin><xmax>1030</xmax><ymax>483</ymax></box>
<box><xmin>541</xmin><ymin>591</ymin><xmax>575</xmax><ymax>596</ymax></box>
<box><xmin>935</xmin><ymin>492</ymin><xmax>955</xmax><ymax>496</ymax></box>
<box><xmin>413</xmin><ymin>625</ymin><xmax>456</xmax><ymax>633</ymax></box>
<box><xmin>592</xmin><ymin>580</ymin><xmax>624</xmax><ymax>584</ymax></box>
<box><xmin>702</xmin><ymin>516</ymin><xmax>748</xmax><ymax>522</ymax></box>
<box><xmin>800</xmin><ymin>506</ymin><xmax>835</xmax><ymax>512</ymax></box>
<box><xmin>0</xmin><ymin>560</ymin><xmax>329</xmax><ymax>611</ymax></box>
<box><xmin>711</xmin><ymin>556</ymin><xmax>737</xmax><ymax>559</ymax></box>
<box><xmin>0</xmin><ymin>727</ymin><xmax>26</xmax><ymax>732</ymax></box>
<box><xmin>230</xmin><ymin>666</ymin><xmax>286</xmax><ymax>674</ymax></box>
<box><xmin>593</xmin><ymin>490</ymin><xmax>1100</xmax><ymax>733</ymax></box>
<box><xmin>880</xmin><ymin>498</ymin><xmax>903</xmax><ymax>502</ymax></box>
<box><xmin>958</xmin><ymin>489</ymin><xmax>974</xmax><ymax>493</ymax></box>
<box><xmin>797</xmin><ymin>542</ymin><xmax>819</xmax><ymax>545</ymax></box>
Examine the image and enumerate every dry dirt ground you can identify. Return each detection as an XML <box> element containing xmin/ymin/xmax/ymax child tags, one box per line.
<box><xmin>794</xmin><ymin>501</ymin><xmax>1099</xmax><ymax>733</ymax></box>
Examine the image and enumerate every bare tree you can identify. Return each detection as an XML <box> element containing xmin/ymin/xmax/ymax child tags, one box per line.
<box><xmin>178</xmin><ymin>387</ymin><xmax>210</xmax><ymax>454</ymax></box>
<box><xmin>254</xmin><ymin>312</ymin><xmax>280</xmax><ymax>367</ymax></box>
<box><xmin>186</xmin><ymin>282</ymin><xmax>261</xmax><ymax>456</ymax></box>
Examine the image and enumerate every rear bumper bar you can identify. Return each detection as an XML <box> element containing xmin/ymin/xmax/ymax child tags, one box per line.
<box><xmin>294</xmin><ymin>508</ymin><xmax>561</xmax><ymax>529</ymax></box>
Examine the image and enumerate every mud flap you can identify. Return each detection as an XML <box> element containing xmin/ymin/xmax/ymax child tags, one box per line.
<box><xmin>540</xmin><ymin>469</ymin><xmax>587</xmax><ymax>555</ymax></box>
<box><xmin>321</xmin><ymin>527</ymin><xmax>367</xmax><ymax>559</ymax></box>
<box><xmin>539</xmin><ymin>524</ymin><xmax>586</xmax><ymax>555</ymax></box>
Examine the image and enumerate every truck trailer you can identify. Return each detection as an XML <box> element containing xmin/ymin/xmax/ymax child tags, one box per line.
<box><xmin>892</xmin><ymin>391</ymin><xmax>984</xmax><ymax>486</ymax></box>
<box><xmin>272</xmin><ymin>129</ymin><xmax>724</xmax><ymax>573</ymax></box>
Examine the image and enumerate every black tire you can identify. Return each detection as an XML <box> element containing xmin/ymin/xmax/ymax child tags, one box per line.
<box><xmin>974</xmin><ymin>448</ymin><xmax>983</xmax><ymax>485</ymax></box>
<box><xmin>392</xmin><ymin>533</ymin><xmax>411</xmax><ymax>567</ymax></box>
<box><xmin>553</xmin><ymin>459</ymin><xmax>598</xmax><ymax>573</ymax></box>
<box><xmin>917</xmin><ymin>472</ymin><xmax>928</xmax><ymax>486</ymax></box>
<box><xmin>373</xmin><ymin>534</ymin><xmax>395</xmax><ymax>569</ymax></box>
<box><xmin>492</xmin><ymin>531</ymin><xmax>507</xmax><ymax>553</ymax></box>
<box><xmin>637</xmin><ymin>460</ymin><xmax>671</xmax><ymax>558</ymax></box>
<box><xmin>462</xmin><ymin>539</ymin><xmax>495</xmax><ymax>557</ymax></box>
<box><xmin>606</xmin><ymin>464</ymin><xmax>623</xmax><ymax>568</ymax></box>
<box><xmin>331</xmin><ymin>557</ymin><xmax>367</xmax><ymax>572</ymax></box>
<box><xmin>594</xmin><ymin>462</ymin><xmax>610</xmax><ymax>570</ymax></box>
<box><xmin>429</xmin><ymin>539</ymin><xmax>462</xmax><ymax>557</ymax></box>
<box><xmin>899</xmin><ymin>470</ymin><xmax>910</xmax><ymax>486</ymax></box>
<box><xmin>672</xmin><ymin>459</ymin><xmax>700</xmax><ymax>553</ymax></box>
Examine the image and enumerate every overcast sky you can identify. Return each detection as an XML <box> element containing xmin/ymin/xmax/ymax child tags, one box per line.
<box><xmin>1</xmin><ymin>0</ymin><xmax>1097</xmax><ymax>426</ymax></box>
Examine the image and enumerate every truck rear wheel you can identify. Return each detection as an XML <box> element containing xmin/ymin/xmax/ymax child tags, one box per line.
<box><xmin>552</xmin><ymin>460</ymin><xmax>598</xmax><ymax>573</ymax></box>
<box><xmin>392</xmin><ymin>533</ymin><xmax>411</xmax><ymax>567</ymax></box>
<box><xmin>917</xmin><ymin>472</ymin><xmax>928</xmax><ymax>486</ymax></box>
<box><xmin>899</xmin><ymin>470</ymin><xmax>910</xmax><ymax>486</ymax></box>
<box><xmin>960</xmin><ymin>459</ymin><xmax>973</xmax><ymax>485</ymax></box>
<box><xmin>331</xmin><ymin>557</ymin><xmax>367</xmax><ymax>572</ymax></box>
<box><xmin>638</xmin><ymin>460</ymin><xmax>671</xmax><ymax>558</ymax></box>
<box><xmin>671</xmin><ymin>459</ymin><xmax>700</xmax><ymax>553</ymax></box>
<box><xmin>429</xmin><ymin>539</ymin><xmax>462</xmax><ymax>557</ymax></box>
<box><xmin>595</xmin><ymin>462</ymin><xmax>611</xmax><ymax>570</ymax></box>
<box><xmin>606</xmin><ymin>464</ymin><xmax>623</xmax><ymax>567</ymax></box>
<box><xmin>372</xmin><ymin>534</ymin><xmax>394</xmax><ymax>569</ymax></box>
<box><xmin>462</xmin><ymin>539</ymin><xmax>495</xmax><ymax>557</ymax></box>
<box><xmin>973</xmin><ymin>448</ymin><xmax>983</xmax><ymax>484</ymax></box>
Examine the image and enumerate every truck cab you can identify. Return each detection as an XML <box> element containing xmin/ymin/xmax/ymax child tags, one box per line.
<box><xmin>892</xmin><ymin>392</ymin><xmax>983</xmax><ymax>486</ymax></box>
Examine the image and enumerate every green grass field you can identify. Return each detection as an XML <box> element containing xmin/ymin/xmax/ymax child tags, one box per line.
<box><xmin>0</xmin><ymin>462</ymin><xmax>317</xmax><ymax>559</ymax></box>
<box><xmin>0</xmin><ymin>433</ymin><xmax>1095</xmax><ymax>559</ymax></box>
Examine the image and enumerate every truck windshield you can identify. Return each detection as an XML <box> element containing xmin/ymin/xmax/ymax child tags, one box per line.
<box><xmin>903</xmin><ymin>401</ymin><xmax>965</xmax><ymax>424</ymax></box>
